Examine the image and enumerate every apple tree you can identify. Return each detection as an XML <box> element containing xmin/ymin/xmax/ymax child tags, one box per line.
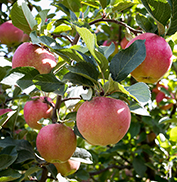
<box><xmin>0</xmin><ymin>0</ymin><xmax>177</xmax><ymax>181</ymax></box>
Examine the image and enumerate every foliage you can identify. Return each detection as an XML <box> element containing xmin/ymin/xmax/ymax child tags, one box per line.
<box><xmin>0</xmin><ymin>0</ymin><xmax>177</xmax><ymax>181</ymax></box>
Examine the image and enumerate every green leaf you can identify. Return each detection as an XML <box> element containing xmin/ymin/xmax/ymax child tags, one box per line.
<box><xmin>129</xmin><ymin>101</ymin><xmax>150</xmax><ymax>116</ymax></box>
<box><xmin>67</xmin><ymin>0</ymin><xmax>81</xmax><ymax>12</ymax></box>
<box><xmin>0</xmin><ymin>168</ymin><xmax>21</xmax><ymax>182</ymax></box>
<box><xmin>169</xmin><ymin>127</ymin><xmax>177</xmax><ymax>142</ymax></box>
<box><xmin>157</xmin><ymin>133</ymin><xmax>171</xmax><ymax>149</ymax></box>
<box><xmin>126</xmin><ymin>82</ymin><xmax>151</xmax><ymax>106</ymax></box>
<box><xmin>112</xmin><ymin>1</ymin><xmax>135</xmax><ymax>12</ymax></box>
<box><xmin>37</xmin><ymin>9</ymin><xmax>50</xmax><ymax>28</ymax></box>
<box><xmin>133</xmin><ymin>156</ymin><xmax>147</xmax><ymax>177</ymax></box>
<box><xmin>11</xmin><ymin>0</ymin><xmax>37</xmax><ymax>34</ymax></box>
<box><xmin>0</xmin><ymin>154</ymin><xmax>18</xmax><ymax>170</ymax></box>
<box><xmin>63</xmin><ymin>72</ymin><xmax>94</xmax><ymax>87</ymax></box>
<box><xmin>71</xmin><ymin>147</ymin><xmax>93</xmax><ymax>164</ymax></box>
<box><xmin>110</xmin><ymin>40</ymin><xmax>146</xmax><ymax>82</ymax></box>
<box><xmin>53</xmin><ymin>24</ymin><xmax>72</xmax><ymax>34</ymax></box>
<box><xmin>75</xmin><ymin>26</ymin><xmax>108</xmax><ymax>73</ymax></box>
<box><xmin>141</xmin><ymin>0</ymin><xmax>171</xmax><ymax>35</ymax></box>
<box><xmin>136</xmin><ymin>13</ymin><xmax>157</xmax><ymax>33</ymax></box>
<box><xmin>33</xmin><ymin>73</ymin><xmax>66</xmax><ymax>95</ymax></box>
<box><xmin>167</xmin><ymin>0</ymin><xmax>177</xmax><ymax>35</ymax></box>
<box><xmin>98</xmin><ymin>0</ymin><xmax>109</xmax><ymax>9</ymax></box>
<box><xmin>68</xmin><ymin>62</ymin><xmax>99</xmax><ymax>84</ymax></box>
<box><xmin>0</xmin><ymin>67</ymin><xmax>8</xmax><ymax>81</ymax></box>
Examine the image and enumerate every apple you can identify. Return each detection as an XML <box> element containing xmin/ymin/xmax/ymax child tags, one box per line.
<box><xmin>120</xmin><ymin>37</ymin><xmax>129</xmax><ymax>49</ymax></box>
<box><xmin>0</xmin><ymin>20</ymin><xmax>24</xmax><ymax>46</ymax></box>
<box><xmin>12</xmin><ymin>42</ymin><xmax>57</xmax><ymax>74</ymax></box>
<box><xmin>24</xmin><ymin>96</ymin><xmax>53</xmax><ymax>130</ymax></box>
<box><xmin>53</xmin><ymin>159</ymin><xmax>80</xmax><ymax>176</ymax></box>
<box><xmin>125</xmin><ymin>33</ymin><xmax>173</xmax><ymax>83</ymax></box>
<box><xmin>76</xmin><ymin>97</ymin><xmax>131</xmax><ymax>146</ymax></box>
<box><xmin>36</xmin><ymin>123</ymin><xmax>77</xmax><ymax>163</ymax></box>
<box><xmin>21</xmin><ymin>33</ymin><xmax>30</xmax><ymax>42</ymax></box>
<box><xmin>103</xmin><ymin>40</ymin><xmax>119</xmax><ymax>56</ymax></box>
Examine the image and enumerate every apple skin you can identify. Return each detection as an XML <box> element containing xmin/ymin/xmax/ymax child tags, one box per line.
<box><xmin>0</xmin><ymin>20</ymin><xmax>24</xmax><ymax>46</ymax></box>
<box><xmin>120</xmin><ymin>37</ymin><xmax>129</xmax><ymax>49</ymax></box>
<box><xmin>76</xmin><ymin>97</ymin><xmax>131</xmax><ymax>146</ymax></box>
<box><xmin>103</xmin><ymin>40</ymin><xmax>119</xmax><ymax>56</ymax></box>
<box><xmin>125</xmin><ymin>33</ymin><xmax>173</xmax><ymax>84</ymax></box>
<box><xmin>12</xmin><ymin>42</ymin><xmax>57</xmax><ymax>74</ymax></box>
<box><xmin>53</xmin><ymin>159</ymin><xmax>80</xmax><ymax>176</ymax></box>
<box><xmin>36</xmin><ymin>123</ymin><xmax>77</xmax><ymax>163</ymax></box>
<box><xmin>24</xmin><ymin>96</ymin><xmax>53</xmax><ymax>130</ymax></box>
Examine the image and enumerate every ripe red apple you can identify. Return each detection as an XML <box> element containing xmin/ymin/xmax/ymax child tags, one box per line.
<box><xmin>53</xmin><ymin>159</ymin><xmax>80</xmax><ymax>176</ymax></box>
<box><xmin>24</xmin><ymin>96</ymin><xmax>53</xmax><ymax>130</ymax></box>
<box><xmin>12</xmin><ymin>42</ymin><xmax>57</xmax><ymax>74</ymax></box>
<box><xmin>125</xmin><ymin>33</ymin><xmax>173</xmax><ymax>83</ymax></box>
<box><xmin>0</xmin><ymin>20</ymin><xmax>24</xmax><ymax>46</ymax></box>
<box><xmin>120</xmin><ymin>37</ymin><xmax>129</xmax><ymax>49</ymax></box>
<box><xmin>21</xmin><ymin>33</ymin><xmax>30</xmax><ymax>42</ymax></box>
<box><xmin>103</xmin><ymin>40</ymin><xmax>119</xmax><ymax>56</ymax></box>
<box><xmin>36</xmin><ymin>123</ymin><xmax>77</xmax><ymax>163</ymax></box>
<box><xmin>76</xmin><ymin>97</ymin><xmax>131</xmax><ymax>146</ymax></box>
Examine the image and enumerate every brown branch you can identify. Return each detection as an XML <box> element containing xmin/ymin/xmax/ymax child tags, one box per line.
<box><xmin>51</xmin><ymin>95</ymin><xmax>62</xmax><ymax>123</ymax></box>
<box><xmin>39</xmin><ymin>167</ymin><xmax>48</xmax><ymax>182</ymax></box>
<box><xmin>89</xmin><ymin>18</ymin><xmax>143</xmax><ymax>35</ymax></box>
<box><xmin>72</xmin><ymin>32</ymin><xmax>80</xmax><ymax>45</ymax></box>
<box><xmin>52</xmin><ymin>34</ymin><xmax>73</xmax><ymax>44</ymax></box>
<box><xmin>61</xmin><ymin>97</ymin><xmax>81</xmax><ymax>103</ymax></box>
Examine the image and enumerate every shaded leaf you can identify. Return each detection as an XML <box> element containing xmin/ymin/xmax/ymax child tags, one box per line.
<box><xmin>33</xmin><ymin>73</ymin><xmax>66</xmax><ymax>95</ymax></box>
<box><xmin>110</xmin><ymin>40</ymin><xmax>146</xmax><ymax>82</ymax></box>
<box><xmin>0</xmin><ymin>154</ymin><xmax>18</xmax><ymax>170</ymax></box>
<box><xmin>0</xmin><ymin>168</ymin><xmax>21</xmax><ymax>182</ymax></box>
<box><xmin>133</xmin><ymin>156</ymin><xmax>147</xmax><ymax>177</ymax></box>
<box><xmin>11</xmin><ymin>1</ymin><xmax>37</xmax><ymax>34</ymax></box>
<box><xmin>53</xmin><ymin>24</ymin><xmax>72</xmax><ymax>34</ymax></box>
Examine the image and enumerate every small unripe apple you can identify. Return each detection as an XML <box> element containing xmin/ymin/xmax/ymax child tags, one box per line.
<box><xmin>53</xmin><ymin>159</ymin><xmax>80</xmax><ymax>176</ymax></box>
<box><xmin>103</xmin><ymin>40</ymin><xmax>119</xmax><ymax>56</ymax></box>
<box><xmin>36</xmin><ymin>123</ymin><xmax>77</xmax><ymax>163</ymax></box>
<box><xmin>120</xmin><ymin>37</ymin><xmax>129</xmax><ymax>49</ymax></box>
<box><xmin>125</xmin><ymin>33</ymin><xmax>173</xmax><ymax>83</ymax></box>
<box><xmin>24</xmin><ymin>96</ymin><xmax>53</xmax><ymax>130</ymax></box>
<box><xmin>0</xmin><ymin>20</ymin><xmax>24</xmax><ymax>46</ymax></box>
<box><xmin>76</xmin><ymin>97</ymin><xmax>131</xmax><ymax>146</ymax></box>
<box><xmin>12</xmin><ymin>42</ymin><xmax>57</xmax><ymax>74</ymax></box>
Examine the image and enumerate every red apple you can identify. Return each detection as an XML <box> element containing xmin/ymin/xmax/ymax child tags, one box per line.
<box><xmin>21</xmin><ymin>33</ymin><xmax>30</xmax><ymax>42</ymax></box>
<box><xmin>12</xmin><ymin>42</ymin><xmax>57</xmax><ymax>74</ymax></box>
<box><xmin>125</xmin><ymin>33</ymin><xmax>173</xmax><ymax>83</ymax></box>
<box><xmin>36</xmin><ymin>123</ymin><xmax>77</xmax><ymax>163</ymax></box>
<box><xmin>0</xmin><ymin>20</ymin><xmax>24</xmax><ymax>46</ymax></box>
<box><xmin>103</xmin><ymin>40</ymin><xmax>119</xmax><ymax>56</ymax></box>
<box><xmin>120</xmin><ymin>37</ymin><xmax>129</xmax><ymax>49</ymax></box>
<box><xmin>53</xmin><ymin>159</ymin><xmax>80</xmax><ymax>176</ymax></box>
<box><xmin>24</xmin><ymin>96</ymin><xmax>53</xmax><ymax>130</ymax></box>
<box><xmin>76</xmin><ymin>97</ymin><xmax>131</xmax><ymax>146</ymax></box>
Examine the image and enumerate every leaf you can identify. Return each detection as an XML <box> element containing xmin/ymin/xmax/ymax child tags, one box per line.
<box><xmin>33</xmin><ymin>73</ymin><xmax>66</xmax><ymax>95</ymax></box>
<box><xmin>0</xmin><ymin>66</ymin><xmax>7</xmax><ymax>81</ymax></box>
<box><xmin>112</xmin><ymin>1</ymin><xmax>135</xmax><ymax>12</ymax></box>
<box><xmin>98</xmin><ymin>0</ymin><xmax>109</xmax><ymax>9</ymax></box>
<box><xmin>133</xmin><ymin>156</ymin><xmax>147</xmax><ymax>177</ymax></box>
<box><xmin>75</xmin><ymin>26</ymin><xmax>108</xmax><ymax>73</ymax></box>
<box><xmin>11</xmin><ymin>0</ymin><xmax>37</xmax><ymax>34</ymax></box>
<box><xmin>71</xmin><ymin>147</ymin><xmax>93</xmax><ymax>164</ymax></box>
<box><xmin>141</xmin><ymin>0</ymin><xmax>171</xmax><ymax>35</ymax></box>
<box><xmin>167</xmin><ymin>0</ymin><xmax>177</xmax><ymax>35</ymax></box>
<box><xmin>67</xmin><ymin>62</ymin><xmax>99</xmax><ymax>84</ymax></box>
<box><xmin>110</xmin><ymin>39</ymin><xmax>146</xmax><ymax>82</ymax></box>
<box><xmin>129</xmin><ymin>101</ymin><xmax>150</xmax><ymax>116</ymax></box>
<box><xmin>0</xmin><ymin>154</ymin><xmax>18</xmax><ymax>170</ymax></box>
<box><xmin>67</xmin><ymin>0</ymin><xmax>81</xmax><ymax>12</ymax></box>
<box><xmin>37</xmin><ymin>9</ymin><xmax>50</xmax><ymax>28</ymax></box>
<box><xmin>126</xmin><ymin>82</ymin><xmax>151</xmax><ymax>106</ymax></box>
<box><xmin>156</xmin><ymin>133</ymin><xmax>171</xmax><ymax>149</ymax></box>
<box><xmin>136</xmin><ymin>13</ymin><xmax>157</xmax><ymax>33</ymax></box>
<box><xmin>53</xmin><ymin>24</ymin><xmax>72</xmax><ymax>34</ymax></box>
<box><xmin>0</xmin><ymin>168</ymin><xmax>21</xmax><ymax>182</ymax></box>
<box><xmin>169</xmin><ymin>127</ymin><xmax>177</xmax><ymax>142</ymax></box>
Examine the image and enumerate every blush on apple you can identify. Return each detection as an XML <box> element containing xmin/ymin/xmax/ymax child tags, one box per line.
<box><xmin>12</xmin><ymin>42</ymin><xmax>57</xmax><ymax>74</ymax></box>
<box><xmin>120</xmin><ymin>37</ymin><xmax>129</xmax><ymax>49</ymax></box>
<box><xmin>76</xmin><ymin>97</ymin><xmax>131</xmax><ymax>146</ymax></box>
<box><xmin>0</xmin><ymin>20</ymin><xmax>24</xmax><ymax>46</ymax></box>
<box><xmin>36</xmin><ymin>123</ymin><xmax>77</xmax><ymax>163</ymax></box>
<box><xmin>125</xmin><ymin>33</ymin><xmax>173</xmax><ymax>84</ymax></box>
